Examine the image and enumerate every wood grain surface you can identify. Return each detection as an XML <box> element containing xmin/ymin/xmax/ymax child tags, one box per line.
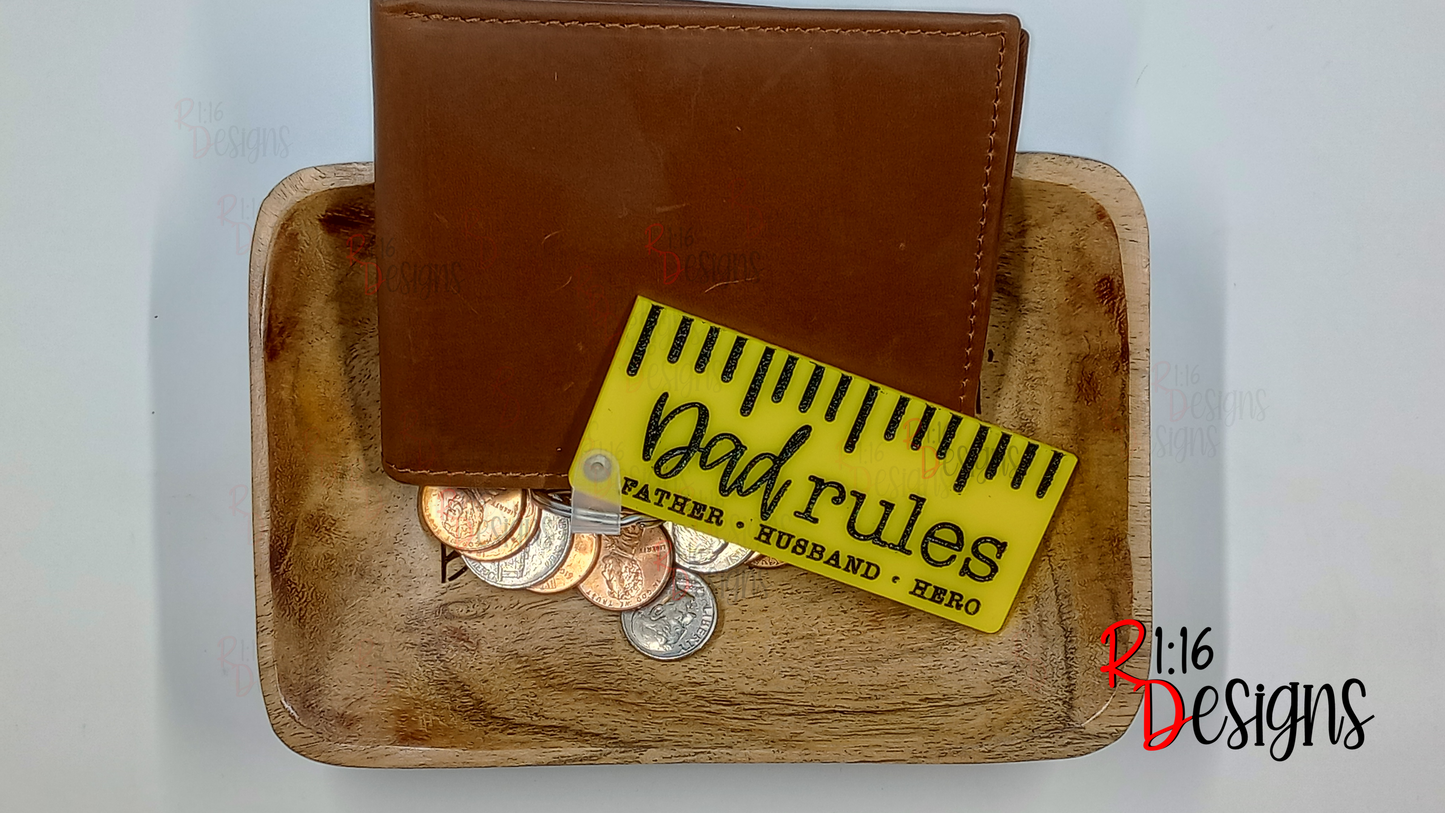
<box><xmin>248</xmin><ymin>154</ymin><xmax>1152</xmax><ymax>767</ymax></box>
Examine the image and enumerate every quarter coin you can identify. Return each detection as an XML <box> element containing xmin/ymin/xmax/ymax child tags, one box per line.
<box><xmin>685</xmin><ymin>541</ymin><xmax>754</xmax><ymax>574</ymax></box>
<box><xmin>418</xmin><ymin>486</ymin><xmax>525</xmax><ymax>553</ymax></box>
<box><xmin>466</xmin><ymin>510</ymin><xmax>572</xmax><ymax>589</ymax></box>
<box><xmin>577</xmin><ymin>523</ymin><xmax>673</xmax><ymax>610</ymax></box>
<box><xmin>465</xmin><ymin>491</ymin><xmax>542</xmax><ymax>561</ymax></box>
<box><xmin>620</xmin><ymin>569</ymin><xmax>717</xmax><ymax>661</ymax></box>
<box><xmin>527</xmin><ymin>531</ymin><xmax>602</xmax><ymax>594</ymax></box>
<box><xmin>665</xmin><ymin>522</ymin><xmax>728</xmax><ymax>568</ymax></box>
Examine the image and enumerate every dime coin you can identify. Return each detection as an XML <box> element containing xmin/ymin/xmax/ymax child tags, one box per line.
<box><xmin>685</xmin><ymin>541</ymin><xmax>754</xmax><ymax>574</ymax></box>
<box><xmin>527</xmin><ymin>531</ymin><xmax>602</xmax><ymax>594</ymax></box>
<box><xmin>577</xmin><ymin>523</ymin><xmax>673</xmax><ymax>610</ymax></box>
<box><xmin>418</xmin><ymin>486</ymin><xmax>525</xmax><ymax>553</ymax></box>
<box><xmin>466</xmin><ymin>510</ymin><xmax>572</xmax><ymax>589</ymax></box>
<box><xmin>749</xmin><ymin>553</ymin><xmax>789</xmax><ymax>568</ymax></box>
<box><xmin>466</xmin><ymin>491</ymin><xmax>542</xmax><ymax>562</ymax></box>
<box><xmin>665</xmin><ymin>522</ymin><xmax>728</xmax><ymax>568</ymax></box>
<box><xmin>621</xmin><ymin>569</ymin><xmax>717</xmax><ymax>661</ymax></box>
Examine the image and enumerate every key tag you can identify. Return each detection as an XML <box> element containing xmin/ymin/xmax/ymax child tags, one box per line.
<box><xmin>569</xmin><ymin>449</ymin><xmax>623</xmax><ymax>534</ymax></box>
<box><xmin>570</xmin><ymin>297</ymin><xmax>1078</xmax><ymax>632</ymax></box>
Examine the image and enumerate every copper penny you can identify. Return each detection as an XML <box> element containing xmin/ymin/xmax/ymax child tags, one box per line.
<box><xmin>464</xmin><ymin>492</ymin><xmax>541</xmax><ymax>562</ymax></box>
<box><xmin>418</xmin><ymin>487</ymin><xmax>525</xmax><ymax>553</ymax></box>
<box><xmin>577</xmin><ymin>524</ymin><xmax>673</xmax><ymax>611</ymax></box>
<box><xmin>527</xmin><ymin>531</ymin><xmax>602</xmax><ymax>594</ymax></box>
<box><xmin>749</xmin><ymin>553</ymin><xmax>789</xmax><ymax>568</ymax></box>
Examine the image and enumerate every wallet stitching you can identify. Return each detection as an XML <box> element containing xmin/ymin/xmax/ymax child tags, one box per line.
<box><xmin>398</xmin><ymin>12</ymin><xmax>1004</xmax><ymax>39</ymax></box>
<box><xmin>392</xmin><ymin>465</ymin><xmax>559</xmax><ymax>478</ymax></box>
<box><xmin>388</xmin><ymin>11</ymin><xmax>1008</xmax><ymax>477</ymax></box>
<box><xmin>964</xmin><ymin>31</ymin><xmax>1008</xmax><ymax>393</ymax></box>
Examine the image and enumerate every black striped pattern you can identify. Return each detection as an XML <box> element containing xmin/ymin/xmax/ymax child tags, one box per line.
<box><xmin>1011</xmin><ymin>442</ymin><xmax>1039</xmax><ymax>489</ymax></box>
<box><xmin>772</xmin><ymin>355</ymin><xmax>798</xmax><ymax>403</ymax></box>
<box><xmin>936</xmin><ymin>414</ymin><xmax>962</xmax><ymax>460</ymax></box>
<box><xmin>626</xmin><ymin>304</ymin><xmax>663</xmax><ymax>376</ymax></box>
<box><xmin>844</xmin><ymin>385</ymin><xmax>880</xmax><ymax>454</ymax></box>
<box><xmin>910</xmin><ymin>406</ymin><xmax>936</xmax><ymax>451</ymax></box>
<box><xmin>694</xmin><ymin>326</ymin><xmax>719</xmax><ymax>373</ymax></box>
<box><xmin>799</xmin><ymin>365</ymin><xmax>824</xmax><ymax>413</ymax></box>
<box><xmin>1037</xmin><ymin>451</ymin><xmax>1065</xmax><ymax>498</ymax></box>
<box><xmin>741</xmin><ymin>347</ymin><xmax>774</xmax><ymax>417</ymax></box>
<box><xmin>984</xmin><ymin>433</ymin><xmax>1012</xmax><ymax>480</ymax></box>
<box><xmin>954</xmin><ymin>426</ymin><xmax>989</xmax><ymax>492</ymax></box>
<box><xmin>667</xmin><ymin>317</ymin><xmax>692</xmax><ymax>363</ymax></box>
<box><xmin>825</xmin><ymin>375</ymin><xmax>852</xmax><ymax>422</ymax></box>
<box><xmin>621</xmin><ymin>303</ymin><xmax>1071</xmax><ymax>503</ymax></box>
<box><xmin>721</xmin><ymin>337</ymin><xmax>747</xmax><ymax>383</ymax></box>
<box><xmin>884</xmin><ymin>396</ymin><xmax>909</xmax><ymax>441</ymax></box>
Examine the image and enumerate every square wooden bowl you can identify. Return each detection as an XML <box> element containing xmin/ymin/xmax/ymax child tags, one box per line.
<box><xmin>248</xmin><ymin>153</ymin><xmax>1151</xmax><ymax>766</ymax></box>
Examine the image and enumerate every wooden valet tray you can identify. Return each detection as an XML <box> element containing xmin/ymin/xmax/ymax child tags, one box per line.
<box><xmin>249</xmin><ymin>154</ymin><xmax>1151</xmax><ymax>767</ymax></box>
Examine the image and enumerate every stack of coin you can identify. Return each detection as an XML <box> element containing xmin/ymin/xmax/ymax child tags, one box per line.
<box><xmin>418</xmin><ymin>487</ymin><xmax>784</xmax><ymax>660</ymax></box>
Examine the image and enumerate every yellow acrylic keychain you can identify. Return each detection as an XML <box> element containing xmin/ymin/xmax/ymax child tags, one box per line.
<box><xmin>570</xmin><ymin>297</ymin><xmax>1077</xmax><ymax>632</ymax></box>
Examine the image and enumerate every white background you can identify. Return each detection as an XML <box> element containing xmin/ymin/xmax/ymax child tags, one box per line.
<box><xmin>2</xmin><ymin>0</ymin><xmax>1441</xmax><ymax>809</ymax></box>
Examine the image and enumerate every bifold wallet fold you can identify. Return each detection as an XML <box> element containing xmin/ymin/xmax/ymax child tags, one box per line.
<box><xmin>372</xmin><ymin>0</ymin><xmax>1028</xmax><ymax>488</ymax></box>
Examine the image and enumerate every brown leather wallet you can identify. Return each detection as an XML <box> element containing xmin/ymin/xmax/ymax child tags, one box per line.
<box><xmin>373</xmin><ymin>0</ymin><xmax>1027</xmax><ymax>488</ymax></box>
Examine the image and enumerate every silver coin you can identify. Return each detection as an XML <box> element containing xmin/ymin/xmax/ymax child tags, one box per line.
<box><xmin>664</xmin><ymin>522</ymin><xmax>728</xmax><ymax>568</ymax></box>
<box><xmin>620</xmin><ymin>569</ymin><xmax>717</xmax><ymax>661</ymax></box>
<box><xmin>466</xmin><ymin>510</ymin><xmax>572</xmax><ymax>588</ymax></box>
<box><xmin>684</xmin><ymin>541</ymin><xmax>753</xmax><ymax>574</ymax></box>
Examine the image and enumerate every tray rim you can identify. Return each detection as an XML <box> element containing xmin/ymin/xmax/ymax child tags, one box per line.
<box><xmin>248</xmin><ymin>154</ymin><xmax>1152</xmax><ymax>767</ymax></box>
